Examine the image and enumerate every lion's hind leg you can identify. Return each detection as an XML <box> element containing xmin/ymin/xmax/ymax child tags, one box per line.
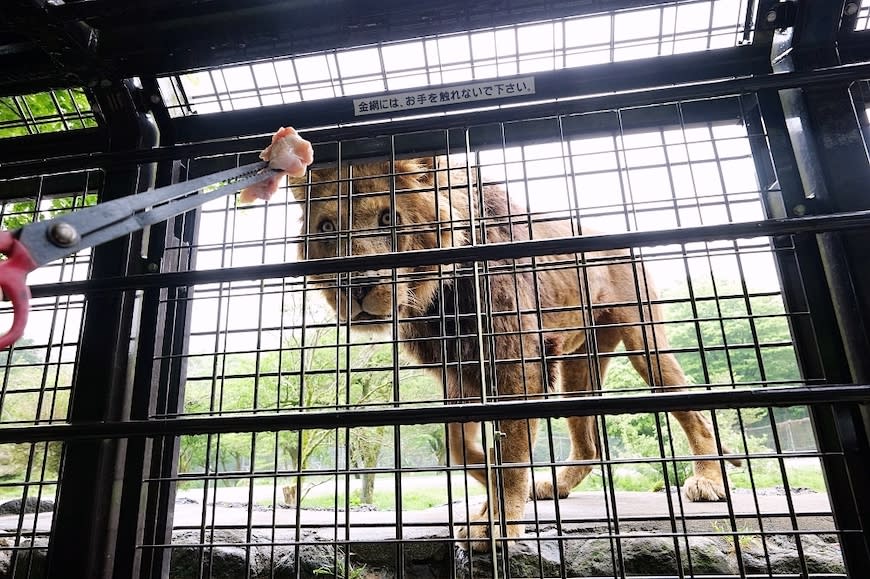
<box><xmin>621</xmin><ymin>312</ymin><xmax>740</xmax><ymax>502</ymax></box>
<box><xmin>448</xmin><ymin>422</ymin><xmax>488</xmax><ymax>487</ymax></box>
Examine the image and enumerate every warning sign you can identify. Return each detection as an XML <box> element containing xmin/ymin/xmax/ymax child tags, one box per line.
<box><xmin>353</xmin><ymin>77</ymin><xmax>536</xmax><ymax>116</ymax></box>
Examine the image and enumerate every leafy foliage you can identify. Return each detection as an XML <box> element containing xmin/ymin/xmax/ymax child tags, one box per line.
<box><xmin>0</xmin><ymin>88</ymin><xmax>95</xmax><ymax>138</ymax></box>
<box><xmin>172</xmin><ymin>278</ymin><xmax>822</xmax><ymax>504</ymax></box>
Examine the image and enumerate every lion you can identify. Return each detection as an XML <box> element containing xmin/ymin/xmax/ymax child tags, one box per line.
<box><xmin>289</xmin><ymin>157</ymin><xmax>740</xmax><ymax>550</ymax></box>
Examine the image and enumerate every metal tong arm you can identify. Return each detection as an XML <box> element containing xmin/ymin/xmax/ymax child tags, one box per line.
<box><xmin>18</xmin><ymin>161</ymin><xmax>272</xmax><ymax>267</ymax></box>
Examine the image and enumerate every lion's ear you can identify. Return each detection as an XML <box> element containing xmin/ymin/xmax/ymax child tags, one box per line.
<box><xmin>413</xmin><ymin>156</ymin><xmax>436</xmax><ymax>171</ymax></box>
<box><xmin>395</xmin><ymin>158</ymin><xmax>435</xmax><ymax>186</ymax></box>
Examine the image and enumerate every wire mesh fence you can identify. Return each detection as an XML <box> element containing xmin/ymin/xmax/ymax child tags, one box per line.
<box><xmin>156</xmin><ymin>0</ymin><xmax>753</xmax><ymax>116</ymax></box>
<box><xmin>120</xmin><ymin>98</ymin><xmax>852</xmax><ymax>578</ymax></box>
<box><xmin>1</xmin><ymin>2</ymin><xmax>869</xmax><ymax>577</ymax></box>
<box><xmin>0</xmin><ymin>172</ymin><xmax>97</xmax><ymax>577</ymax></box>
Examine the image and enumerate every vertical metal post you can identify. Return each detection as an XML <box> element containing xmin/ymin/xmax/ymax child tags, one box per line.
<box><xmin>45</xmin><ymin>79</ymin><xmax>159</xmax><ymax>578</ymax></box>
<box><xmin>752</xmin><ymin>1</ymin><xmax>870</xmax><ymax>573</ymax></box>
<box><xmin>133</xmin><ymin>158</ymin><xmax>198</xmax><ymax>579</ymax></box>
<box><xmin>109</xmin><ymin>78</ymin><xmax>192</xmax><ymax>579</ymax></box>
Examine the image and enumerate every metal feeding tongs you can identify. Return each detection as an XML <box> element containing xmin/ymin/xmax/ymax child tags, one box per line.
<box><xmin>0</xmin><ymin>160</ymin><xmax>278</xmax><ymax>349</ymax></box>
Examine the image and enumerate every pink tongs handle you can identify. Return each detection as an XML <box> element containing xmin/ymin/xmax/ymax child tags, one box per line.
<box><xmin>0</xmin><ymin>231</ymin><xmax>39</xmax><ymax>349</ymax></box>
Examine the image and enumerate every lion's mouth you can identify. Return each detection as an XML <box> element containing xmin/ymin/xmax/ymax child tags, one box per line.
<box><xmin>353</xmin><ymin>311</ymin><xmax>389</xmax><ymax>322</ymax></box>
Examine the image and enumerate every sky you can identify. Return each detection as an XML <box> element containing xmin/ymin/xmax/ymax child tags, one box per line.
<box><xmin>0</xmin><ymin>0</ymin><xmax>806</xmax><ymax>365</ymax></box>
<box><xmin>158</xmin><ymin>0</ymin><xmax>752</xmax><ymax>115</ymax></box>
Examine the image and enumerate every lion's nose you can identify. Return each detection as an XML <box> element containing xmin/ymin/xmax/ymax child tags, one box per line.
<box><xmin>351</xmin><ymin>284</ymin><xmax>374</xmax><ymax>303</ymax></box>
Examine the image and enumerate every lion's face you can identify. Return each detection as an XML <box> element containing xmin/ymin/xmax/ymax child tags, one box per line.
<box><xmin>291</xmin><ymin>159</ymin><xmax>470</xmax><ymax>326</ymax></box>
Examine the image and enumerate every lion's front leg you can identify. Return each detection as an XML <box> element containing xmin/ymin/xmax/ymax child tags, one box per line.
<box><xmin>671</xmin><ymin>409</ymin><xmax>736</xmax><ymax>501</ymax></box>
<box><xmin>456</xmin><ymin>418</ymin><xmax>535</xmax><ymax>551</ymax></box>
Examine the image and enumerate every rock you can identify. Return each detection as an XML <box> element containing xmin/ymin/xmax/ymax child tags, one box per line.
<box><xmin>0</xmin><ymin>538</ymin><xmax>49</xmax><ymax>579</ymax></box>
<box><xmin>0</xmin><ymin>538</ymin><xmax>10</xmax><ymax>578</ymax></box>
<box><xmin>802</xmin><ymin>535</ymin><xmax>847</xmax><ymax>574</ymax></box>
<box><xmin>0</xmin><ymin>499</ymin><xmax>54</xmax><ymax>516</ymax></box>
<box><xmin>622</xmin><ymin>537</ymin><xmax>680</xmax><ymax>574</ymax></box>
<box><xmin>565</xmin><ymin>538</ymin><xmax>619</xmax><ymax>576</ymax></box>
<box><xmin>565</xmin><ymin>535</ymin><xmax>731</xmax><ymax>576</ymax></box>
<box><xmin>169</xmin><ymin>530</ymin><xmax>268</xmax><ymax>579</ymax></box>
<box><xmin>350</xmin><ymin>539</ymin><xmax>447</xmax><ymax>568</ymax></box>
<box><xmin>290</xmin><ymin>542</ymin><xmax>366</xmax><ymax>579</ymax></box>
<box><xmin>348</xmin><ymin>542</ymin><xmax>397</xmax><ymax>566</ymax></box>
<box><xmin>507</xmin><ymin>539</ymin><xmax>562</xmax><ymax>578</ymax></box>
<box><xmin>741</xmin><ymin>534</ymin><xmax>845</xmax><ymax>575</ymax></box>
<box><xmin>271</xmin><ymin>549</ymin><xmax>299</xmax><ymax>578</ymax></box>
<box><xmin>682</xmin><ymin>537</ymin><xmax>733</xmax><ymax>574</ymax></box>
<box><xmin>454</xmin><ymin>538</ymin><xmax>562</xmax><ymax>578</ymax></box>
<box><xmin>1</xmin><ymin>516</ymin><xmax>844</xmax><ymax>579</ymax></box>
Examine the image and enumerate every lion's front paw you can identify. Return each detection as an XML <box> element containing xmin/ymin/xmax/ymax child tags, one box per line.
<box><xmin>683</xmin><ymin>475</ymin><xmax>726</xmax><ymax>501</ymax></box>
<box><xmin>532</xmin><ymin>479</ymin><xmax>570</xmax><ymax>500</ymax></box>
<box><xmin>456</xmin><ymin>514</ymin><xmax>523</xmax><ymax>551</ymax></box>
<box><xmin>456</xmin><ymin>521</ymin><xmax>494</xmax><ymax>552</ymax></box>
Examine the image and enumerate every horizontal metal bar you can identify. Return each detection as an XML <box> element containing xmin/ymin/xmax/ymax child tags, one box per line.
<box><xmin>4</xmin><ymin>57</ymin><xmax>870</xmax><ymax>180</ymax></box>
<box><xmin>51</xmin><ymin>0</ymin><xmax>671</xmax><ymax>23</ymax></box>
<box><xmin>170</xmin><ymin>46</ymin><xmax>766</xmax><ymax>143</ymax></box>
<box><xmin>64</xmin><ymin>0</ymin><xmax>715</xmax><ymax>79</ymax></box>
<box><xmin>206</xmin><ymin>58</ymin><xmax>870</xmax><ymax>143</ymax></box>
<box><xmin>26</xmin><ymin>208</ymin><xmax>870</xmax><ymax>299</ymax></box>
<box><xmin>0</xmin><ymin>127</ymin><xmax>106</xmax><ymax>167</ymax></box>
<box><xmin>0</xmin><ymin>384</ymin><xmax>867</xmax><ymax>444</ymax></box>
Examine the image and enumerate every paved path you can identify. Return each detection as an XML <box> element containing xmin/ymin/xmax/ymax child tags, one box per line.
<box><xmin>2</xmin><ymin>488</ymin><xmax>833</xmax><ymax>541</ymax></box>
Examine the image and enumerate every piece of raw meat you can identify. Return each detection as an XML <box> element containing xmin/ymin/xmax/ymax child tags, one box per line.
<box><xmin>239</xmin><ymin>126</ymin><xmax>314</xmax><ymax>203</ymax></box>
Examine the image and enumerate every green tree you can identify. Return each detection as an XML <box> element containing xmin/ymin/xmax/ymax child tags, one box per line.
<box><xmin>0</xmin><ymin>88</ymin><xmax>94</xmax><ymax>138</ymax></box>
<box><xmin>533</xmin><ymin>278</ymin><xmax>810</xmax><ymax>492</ymax></box>
<box><xmin>179</xmin><ymin>292</ymin><xmax>435</xmax><ymax>502</ymax></box>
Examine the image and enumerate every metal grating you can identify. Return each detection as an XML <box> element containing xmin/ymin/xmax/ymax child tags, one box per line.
<box><xmin>132</xmin><ymin>97</ymin><xmax>852</xmax><ymax>578</ymax></box>
<box><xmin>0</xmin><ymin>173</ymin><xmax>97</xmax><ymax>576</ymax></box>
<box><xmin>856</xmin><ymin>0</ymin><xmax>870</xmax><ymax>30</ymax></box>
<box><xmin>0</xmin><ymin>2</ymin><xmax>867</xmax><ymax>578</ymax></box>
<box><xmin>156</xmin><ymin>0</ymin><xmax>753</xmax><ymax>117</ymax></box>
<box><xmin>0</xmin><ymin>89</ymin><xmax>97</xmax><ymax>139</ymax></box>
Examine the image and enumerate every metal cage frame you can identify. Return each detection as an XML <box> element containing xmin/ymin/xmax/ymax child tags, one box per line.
<box><xmin>1</xmin><ymin>1</ymin><xmax>869</xmax><ymax>578</ymax></box>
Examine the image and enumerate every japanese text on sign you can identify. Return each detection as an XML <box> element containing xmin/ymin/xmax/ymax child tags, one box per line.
<box><xmin>352</xmin><ymin>77</ymin><xmax>536</xmax><ymax>116</ymax></box>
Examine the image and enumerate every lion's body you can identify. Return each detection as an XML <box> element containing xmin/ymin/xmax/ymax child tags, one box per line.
<box><xmin>292</xmin><ymin>158</ymin><xmax>736</xmax><ymax>549</ymax></box>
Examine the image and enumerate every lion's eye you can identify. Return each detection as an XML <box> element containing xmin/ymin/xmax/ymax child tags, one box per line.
<box><xmin>379</xmin><ymin>209</ymin><xmax>398</xmax><ymax>227</ymax></box>
<box><xmin>318</xmin><ymin>220</ymin><xmax>336</xmax><ymax>233</ymax></box>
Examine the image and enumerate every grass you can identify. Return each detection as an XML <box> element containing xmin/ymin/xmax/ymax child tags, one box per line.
<box><xmin>291</xmin><ymin>473</ymin><xmax>487</xmax><ymax>511</ymax></box>
<box><xmin>729</xmin><ymin>460</ymin><xmax>827</xmax><ymax>492</ymax></box>
<box><xmin>0</xmin><ymin>484</ymin><xmax>57</xmax><ymax>501</ymax></box>
<box><xmin>168</xmin><ymin>459</ymin><xmax>830</xmax><ymax>514</ymax></box>
<box><xmin>298</xmin><ymin>488</ymin><xmax>451</xmax><ymax>511</ymax></box>
<box><xmin>534</xmin><ymin>458</ymin><xmax>827</xmax><ymax>494</ymax></box>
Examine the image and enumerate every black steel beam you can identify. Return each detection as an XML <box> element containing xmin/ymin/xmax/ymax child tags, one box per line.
<box><xmin>56</xmin><ymin>0</ymin><xmax>690</xmax><ymax>79</ymax></box>
<box><xmin>169</xmin><ymin>45</ymin><xmax>768</xmax><ymax>143</ymax></box>
<box><xmin>840</xmin><ymin>32</ymin><xmax>870</xmax><ymax>64</ymax></box>
<box><xmin>0</xmin><ymin>171</ymin><xmax>102</xmax><ymax>202</ymax></box>
<box><xmin>1</xmin><ymin>0</ymin><xmax>114</xmax><ymax>94</ymax></box>
<box><xmin>784</xmin><ymin>1</ymin><xmax>870</xmax><ymax>382</ymax></box>
<box><xmin>21</xmin><ymin>208</ymin><xmax>870</xmax><ymax>299</ymax></box>
<box><xmin>182</xmin><ymin>98</ymin><xmax>745</xmax><ymax>180</ymax></box>
<box><xmin>0</xmin><ymin>0</ymin><xmax>750</xmax><ymax>95</ymax></box>
<box><xmin>0</xmin><ymin>128</ymin><xmax>106</xmax><ymax>167</ymax></box>
<box><xmin>125</xmin><ymin>87</ymin><xmax>191</xmax><ymax>577</ymax></box>
<box><xmin>7</xmin><ymin>57</ymin><xmax>870</xmax><ymax>180</ymax></box>
<box><xmin>45</xmin><ymin>81</ymin><xmax>157</xmax><ymax>579</ymax></box>
<box><xmin>51</xmin><ymin>0</ymin><xmax>678</xmax><ymax>26</ymax></box>
<box><xmin>758</xmin><ymin>0</ymin><xmax>870</xmax><ymax>575</ymax></box>
<box><xmin>0</xmin><ymin>385</ymin><xmax>868</xmax><ymax>444</ymax></box>
<box><xmin>791</xmin><ymin>0</ymin><xmax>845</xmax><ymax>64</ymax></box>
<box><xmin>750</xmin><ymin>91</ymin><xmax>852</xmax><ymax>385</ymax></box>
